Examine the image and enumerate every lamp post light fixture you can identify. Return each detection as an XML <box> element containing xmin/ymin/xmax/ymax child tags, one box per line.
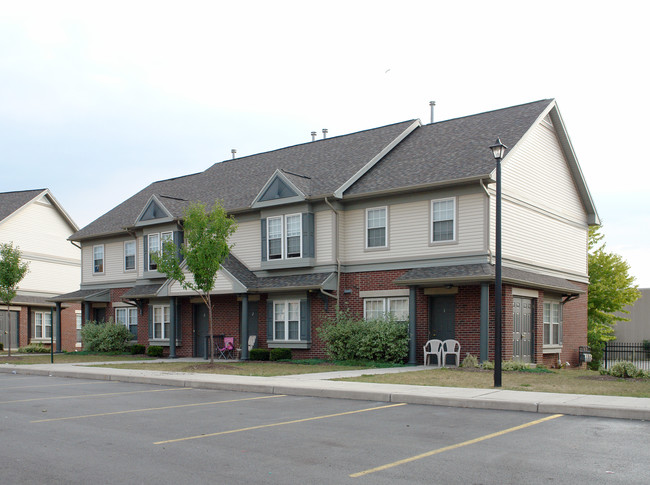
<box><xmin>489</xmin><ymin>137</ymin><xmax>507</xmax><ymax>388</ymax></box>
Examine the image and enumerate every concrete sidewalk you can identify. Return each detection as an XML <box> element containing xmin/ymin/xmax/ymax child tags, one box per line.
<box><xmin>1</xmin><ymin>360</ymin><xmax>649</xmax><ymax>421</ymax></box>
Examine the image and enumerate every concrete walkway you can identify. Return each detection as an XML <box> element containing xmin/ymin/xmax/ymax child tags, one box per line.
<box><xmin>1</xmin><ymin>359</ymin><xmax>649</xmax><ymax>421</ymax></box>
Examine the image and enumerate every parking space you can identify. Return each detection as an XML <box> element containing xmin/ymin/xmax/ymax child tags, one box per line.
<box><xmin>1</xmin><ymin>374</ymin><xmax>648</xmax><ymax>484</ymax></box>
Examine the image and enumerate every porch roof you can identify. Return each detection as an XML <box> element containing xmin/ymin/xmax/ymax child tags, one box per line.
<box><xmin>49</xmin><ymin>288</ymin><xmax>111</xmax><ymax>303</ymax></box>
<box><xmin>394</xmin><ymin>264</ymin><xmax>585</xmax><ymax>294</ymax></box>
<box><xmin>122</xmin><ymin>284</ymin><xmax>163</xmax><ymax>299</ymax></box>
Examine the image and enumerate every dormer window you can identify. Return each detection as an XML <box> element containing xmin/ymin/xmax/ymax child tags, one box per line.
<box><xmin>266</xmin><ymin>214</ymin><xmax>302</xmax><ymax>260</ymax></box>
<box><xmin>148</xmin><ymin>231</ymin><xmax>172</xmax><ymax>271</ymax></box>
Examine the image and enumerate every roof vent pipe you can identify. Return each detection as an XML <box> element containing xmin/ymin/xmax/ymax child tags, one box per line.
<box><xmin>429</xmin><ymin>101</ymin><xmax>436</xmax><ymax>124</ymax></box>
<box><xmin>322</xmin><ymin>128</ymin><xmax>328</xmax><ymax>139</ymax></box>
<box><xmin>311</xmin><ymin>131</ymin><xmax>317</xmax><ymax>142</ymax></box>
<box><xmin>231</xmin><ymin>149</ymin><xmax>237</xmax><ymax>159</ymax></box>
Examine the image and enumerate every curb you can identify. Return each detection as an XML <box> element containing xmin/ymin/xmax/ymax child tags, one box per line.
<box><xmin>2</xmin><ymin>365</ymin><xmax>648</xmax><ymax>421</ymax></box>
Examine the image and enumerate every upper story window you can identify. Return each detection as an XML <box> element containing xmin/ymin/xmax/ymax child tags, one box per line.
<box><xmin>267</xmin><ymin>214</ymin><xmax>302</xmax><ymax>260</ymax></box>
<box><xmin>148</xmin><ymin>232</ymin><xmax>172</xmax><ymax>271</ymax></box>
<box><xmin>363</xmin><ymin>297</ymin><xmax>409</xmax><ymax>321</ymax></box>
<box><xmin>431</xmin><ymin>198</ymin><xmax>455</xmax><ymax>243</ymax></box>
<box><xmin>543</xmin><ymin>301</ymin><xmax>562</xmax><ymax>346</ymax></box>
<box><xmin>116</xmin><ymin>307</ymin><xmax>138</xmax><ymax>339</ymax></box>
<box><xmin>124</xmin><ymin>241</ymin><xmax>136</xmax><ymax>271</ymax></box>
<box><xmin>93</xmin><ymin>245</ymin><xmax>104</xmax><ymax>274</ymax></box>
<box><xmin>366</xmin><ymin>207</ymin><xmax>387</xmax><ymax>248</ymax></box>
<box><xmin>273</xmin><ymin>300</ymin><xmax>300</xmax><ymax>341</ymax></box>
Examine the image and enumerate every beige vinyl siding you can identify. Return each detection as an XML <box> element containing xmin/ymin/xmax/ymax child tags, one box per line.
<box><xmin>503</xmin><ymin>118</ymin><xmax>587</xmax><ymax>224</ymax></box>
<box><xmin>500</xmin><ymin>198</ymin><xmax>587</xmax><ymax>276</ymax></box>
<box><xmin>19</xmin><ymin>258</ymin><xmax>79</xmax><ymax>294</ymax></box>
<box><xmin>341</xmin><ymin>194</ymin><xmax>486</xmax><ymax>263</ymax></box>
<box><xmin>82</xmin><ymin>238</ymin><xmax>138</xmax><ymax>284</ymax></box>
<box><xmin>315</xmin><ymin>210</ymin><xmax>334</xmax><ymax>264</ymax></box>
<box><xmin>0</xmin><ymin>200</ymin><xmax>78</xmax><ymax>260</ymax></box>
<box><xmin>229</xmin><ymin>219</ymin><xmax>261</xmax><ymax>271</ymax></box>
<box><xmin>168</xmin><ymin>268</ymin><xmax>236</xmax><ymax>295</ymax></box>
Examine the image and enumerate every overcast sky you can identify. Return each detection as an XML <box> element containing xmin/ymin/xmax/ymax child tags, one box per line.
<box><xmin>2</xmin><ymin>0</ymin><xmax>649</xmax><ymax>286</ymax></box>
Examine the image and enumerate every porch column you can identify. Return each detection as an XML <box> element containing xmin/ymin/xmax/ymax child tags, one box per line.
<box><xmin>240</xmin><ymin>294</ymin><xmax>249</xmax><ymax>361</ymax></box>
<box><xmin>55</xmin><ymin>302</ymin><xmax>62</xmax><ymax>353</ymax></box>
<box><xmin>480</xmin><ymin>283</ymin><xmax>489</xmax><ymax>362</ymax></box>
<box><xmin>408</xmin><ymin>286</ymin><xmax>417</xmax><ymax>365</ymax></box>
<box><xmin>169</xmin><ymin>296</ymin><xmax>177</xmax><ymax>358</ymax></box>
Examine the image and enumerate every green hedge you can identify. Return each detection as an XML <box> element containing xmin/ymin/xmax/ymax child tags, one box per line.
<box><xmin>130</xmin><ymin>344</ymin><xmax>146</xmax><ymax>355</ymax></box>
<box><xmin>249</xmin><ymin>348</ymin><xmax>270</xmax><ymax>361</ymax></box>
<box><xmin>147</xmin><ymin>346</ymin><xmax>164</xmax><ymax>357</ymax></box>
<box><xmin>270</xmin><ymin>348</ymin><xmax>292</xmax><ymax>361</ymax></box>
<box><xmin>81</xmin><ymin>320</ymin><xmax>133</xmax><ymax>353</ymax></box>
<box><xmin>317</xmin><ymin>311</ymin><xmax>409</xmax><ymax>364</ymax></box>
<box><xmin>17</xmin><ymin>343</ymin><xmax>50</xmax><ymax>353</ymax></box>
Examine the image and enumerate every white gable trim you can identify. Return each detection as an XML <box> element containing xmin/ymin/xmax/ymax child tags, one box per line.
<box><xmin>0</xmin><ymin>189</ymin><xmax>79</xmax><ymax>232</ymax></box>
<box><xmin>251</xmin><ymin>169</ymin><xmax>306</xmax><ymax>208</ymax></box>
<box><xmin>333</xmin><ymin>120</ymin><xmax>421</xmax><ymax>198</ymax></box>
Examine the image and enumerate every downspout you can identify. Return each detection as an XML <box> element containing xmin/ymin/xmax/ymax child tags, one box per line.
<box><xmin>479</xmin><ymin>179</ymin><xmax>494</xmax><ymax>264</ymax></box>
<box><xmin>324</xmin><ymin>197</ymin><xmax>341</xmax><ymax>310</ymax></box>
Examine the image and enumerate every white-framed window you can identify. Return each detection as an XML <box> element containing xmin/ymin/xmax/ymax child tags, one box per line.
<box><xmin>273</xmin><ymin>300</ymin><xmax>300</xmax><ymax>341</ymax></box>
<box><xmin>267</xmin><ymin>216</ymin><xmax>283</xmax><ymax>260</ymax></box>
<box><xmin>33</xmin><ymin>311</ymin><xmax>52</xmax><ymax>339</ymax></box>
<box><xmin>366</xmin><ymin>207</ymin><xmax>387</xmax><ymax>248</ymax></box>
<box><xmin>93</xmin><ymin>245</ymin><xmax>104</xmax><ymax>274</ymax></box>
<box><xmin>116</xmin><ymin>307</ymin><xmax>138</xmax><ymax>339</ymax></box>
<box><xmin>148</xmin><ymin>232</ymin><xmax>173</xmax><ymax>270</ymax></box>
<box><xmin>75</xmin><ymin>310</ymin><xmax>82</xmax><ymax>344</ymax></box>
<box><xmin>152</xmin><ymin>305</ymin><xmax>170</xmax><ymax>339</ymax></box>
<box><xmin>363</xmin><ymin>297</ymin><xmax>409</xmax><ymax>321</ymax></box>
<box><xmin>124</xmin><ymin>240</ymin><xmax>136</xmax><ymax>271</ymax></box>
<box><xmin>267</xmin><ymin>214</ymin><xmax>302</xmax><ymax>260</ymax></box>
<box><xmin>543</xmin><ymin>302</ymin><xmax>563</xmax><ymax>346</ymax></box>
<box><xmin>285</xmin><ymin>214</ymin><xmax>302</xmax><ymax>258</ymax></box>
<box><xmin>431</xmin><ymin>198</ymin><xmax>456</xmax><ymax>242</ymax></box>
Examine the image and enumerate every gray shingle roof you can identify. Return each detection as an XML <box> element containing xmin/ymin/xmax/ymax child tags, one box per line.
<box><xmin>345</xmin><ymin>99</ymin><xmax>552</xmax><ymax>195</ymax></box>
<box><xmin>122</xmin><ymin>284</ymin><xmax>163</xmax><ymax>299</ymax></box>
<box><xmin>0</xmin><ymin>189</ymin><xmax>45</xmax><ymax>223</ymax></box>
<box><xmin>71</xmin><ymin>120</ymin><xmax>416</xmax><ymax>241</ymax></box>
<box><xmin>395</xmin><ymin>263</ymin><xmax>585</xmax><ymax>293</ymax></box>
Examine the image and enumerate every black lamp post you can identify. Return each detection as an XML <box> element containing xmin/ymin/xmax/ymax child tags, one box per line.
<box><xmin>489</xmin><ymin>138</ymin><xmax>507</xmax><ymax>388</ymax></box>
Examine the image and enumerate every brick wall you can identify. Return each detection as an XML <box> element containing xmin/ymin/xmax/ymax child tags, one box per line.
<box><xmin>15</xmin><ymin>303</ymin><xmax>80</xmax><ymax>352</ymax></box>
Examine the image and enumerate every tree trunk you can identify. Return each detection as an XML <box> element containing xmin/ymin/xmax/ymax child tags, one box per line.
<box><xmin>6</xmin><ymin>308</ymin><xmax>11</xmax><ymax>357</ymax></box>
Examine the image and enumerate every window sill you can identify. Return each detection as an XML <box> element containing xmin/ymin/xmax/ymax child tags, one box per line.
<box><xmin>148</xmin><ymin>339</ymin><xmax>180</xmax><ymax>347</ymax></box>
<box><xmin>268</xmin><ymin>341</ymin><xmax>311</xmax><ymax>349</ymax></box>
<box><xmin>31</xmin><ymin>338</ymin><xmax>55</xmax><ymax>343</ymax></box>
<box><xmin>261</xmin><ymin>258</ymin><xmax>314</xmax><ymax>270</ymax></box>
<box><xmin>543</xmin><ymin>345</ymin><xmax>562</xmax><ymax>354</ymax></box>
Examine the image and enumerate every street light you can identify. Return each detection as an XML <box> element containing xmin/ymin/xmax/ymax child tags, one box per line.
<box><xmin>489</xmin><ymin>138</ymin><xmax>507</xmax><ymax>387</ymax></box>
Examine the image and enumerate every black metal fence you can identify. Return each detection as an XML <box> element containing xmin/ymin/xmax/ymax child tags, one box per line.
<box><xmin>604</xmin><ymin>342</ymin><xmax>650</xmax><ymax>370</ymax></box>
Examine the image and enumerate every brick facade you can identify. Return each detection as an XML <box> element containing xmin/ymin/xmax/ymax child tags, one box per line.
<box><xmin>14</xmin><ymin>303</ymin><xmax>80</xmax><ymax>352</ymax></box>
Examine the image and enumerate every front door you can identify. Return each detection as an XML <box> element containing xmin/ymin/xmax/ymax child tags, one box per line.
<box><xmin>0</xmin><ymin>310</ymin><xmax>19</xmax><ymax>350</ymax></box>
<box><xmin>93</xmin><ymin>307</ymin><xmax>106</xmax><ymax>323</ymax></box>
<box><xmin>428</xmin><ymin>296</ymin><xmax>455</xmax><ymax>341</ymax></box>
<box><xmin>193</xmin><ymin>304</ymin><xmax>209</xmax><ymax>358</ymax></box>
<box><xmin>512</xmin><ymin>297</ymin><xmax>533</xmax><ymax>362</ymax></box>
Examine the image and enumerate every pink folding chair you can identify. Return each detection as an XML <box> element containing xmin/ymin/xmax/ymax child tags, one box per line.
<box><xmin>218</xmin><ymin>337</ymin><xmax>235</xmax><ymax>359</ymax></box>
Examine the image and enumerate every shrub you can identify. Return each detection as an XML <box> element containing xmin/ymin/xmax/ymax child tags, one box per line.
<box><xmin>249</xmin><ymin>348</ymin><xmax>270</xmax><ymax>361</ymax></box>
<box><xmin>270</xmin><ymin>348</ymin><xmax>292</xmax><ymax>361</ymax></box>
<box><xmin>461</xmin><ymin>353</ymin><xmax>479</xmax><ymax>368</ymax></box>
<box><xmin>317</xmin><ymin>310</ymin><xmax>409</xmax><ymax>364</ymax></box>
<box><xmin>130</xmin><ymin>344</ymin><xmax>146</xmax><ymax>355</ymax></box>
<box><xmin>603</xmin><ymin>362</ymin><xmax>648</xmax><ymax>378</ymax></box>
<box><xmin>81</xmin><ymin>320</ymin><xmax>133</xmax><ymax>353</ymax></box>
<box><xmin>481</xmin><ymin>360</ymin><xmax>494</xmax><ymax>370</ymax></box>
<box><xmin>147</xmin><ymin>346</ymin><xmax>163</xmax><ymax>357</ymax></box>
<box><xmin>17</xmin><ymin>343</ymin><xmax>50</xmax><ymax>353</ymax></box>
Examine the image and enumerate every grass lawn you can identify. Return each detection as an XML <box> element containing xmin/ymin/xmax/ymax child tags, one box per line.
<box><xmin>338</xmin><ymin>367</ymin><xmax>650</xmax><ymax>398</ymax></box>
<box><xmin>0</xmin><ymin>353</ymin><xmax>154</xmax><ymax>365</ymax></box>
<box><xmin>99</xmin><ymin>361</ymin><xmax>378</xmax><ymax>377</ymax></box>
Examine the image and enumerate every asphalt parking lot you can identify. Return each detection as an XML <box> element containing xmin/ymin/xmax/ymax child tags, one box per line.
<box><xmin>1</xmin><ymin>374</ymin><xmax>648</xmax><ymax>484</ymax></box>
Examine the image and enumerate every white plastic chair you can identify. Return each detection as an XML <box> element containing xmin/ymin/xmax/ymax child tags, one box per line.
<box><xmin>423</xmin><ymin>339</ymin><xmax>443</xmax><ymax>367</ymax></box>
<box><xmin>442</xmin><ymin>339</ymin><xmax>461</xmax><ymax>367</ymax></box>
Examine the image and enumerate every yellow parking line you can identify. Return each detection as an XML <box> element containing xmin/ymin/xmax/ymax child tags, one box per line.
<box><xmin>155</xmin><ymin>402</ymin><xmax>407</xmax><ymax>445</ymax></box>
<box><xmin>3</xmin><ymin>381</ymin><xmax>113</xmax><ymax>391</ymax></box>
<box><xmin>0</xmin><ymin>387</ymin><xmax>190</xmax><ymax>405</ymax></box>
<box><xmin>350</xmin><ymin>413</ymin><xmax>564</xmax><ymax>477</ymax></box>
<box><xmin>32</xmin><ymin>395</ymin><xmax>285</xmax><ymax>423</ymax></box>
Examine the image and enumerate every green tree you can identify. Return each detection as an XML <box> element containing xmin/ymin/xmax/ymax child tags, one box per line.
<box><xmin>588</xmin><ymin>226</ymin><xmax>641</xmax><ymax>367</ymax></box>
<box><xmin>0</xmin><ymin>243</ymin><xmax>29</xmax><ymax>357</ymax></box>
<box><xmin>153</xmin><ymin>201</ymin><xmax>237</xmax><ymax>363</ymax></box>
